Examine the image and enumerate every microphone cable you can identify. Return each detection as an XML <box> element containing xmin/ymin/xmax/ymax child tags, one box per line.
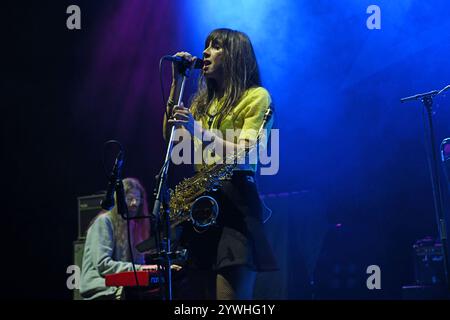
<box><xmin>159</xmin><ymin>56</ymin><xmax>169</xmax><ymax>119</ymax></box>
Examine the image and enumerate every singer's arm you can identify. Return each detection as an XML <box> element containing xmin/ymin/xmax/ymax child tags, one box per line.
<box><xmin>163</xmin><ymin>79</ymin><xmax>182</xmax><ymax>141</ymax></box>
<box><xmin>168</xmin><ymin>87</ymin><xmax>272</xmax><ymax>155</ymax></box>
<box><xmin>163</xmin><ymin>51</ymin><xmax>196</xmax><ymax>141</ymax></box>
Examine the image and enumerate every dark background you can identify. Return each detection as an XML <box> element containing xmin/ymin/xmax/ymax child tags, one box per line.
<box><xmin>3</xmin><ymin>1</ymin><xmax>450</xmax><ymax>299</ymax></box>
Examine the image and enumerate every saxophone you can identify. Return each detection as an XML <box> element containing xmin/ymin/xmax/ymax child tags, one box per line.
<box><xmin>168</xmin><ymin>108</ymin><xmax>273</xmax><ymax>229</ymax></box>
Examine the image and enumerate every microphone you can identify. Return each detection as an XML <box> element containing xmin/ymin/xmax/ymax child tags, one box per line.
<box><xmin>163</xmin><ymin>55</ymin><xmax>204</xmax><ymax>69</ymax></box>
<box><xmin>101</xmin><ymin>151</ymin><xmax>124</xmax><ymax>211</ymax></box>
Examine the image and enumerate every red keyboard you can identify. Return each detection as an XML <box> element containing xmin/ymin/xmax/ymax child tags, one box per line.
<box><xmin>105</xmin><ymin>270</ymin><xmax>161</xmax><ymax>287</ymax></box>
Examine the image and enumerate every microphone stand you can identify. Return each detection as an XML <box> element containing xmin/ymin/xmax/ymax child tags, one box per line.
<box><xmin>151</xmin><ymin>60</ymin><xmax>194</xmax><ymax>300</ymax></box>
<box><xmin>401</xmin><ymin>85</ymin><xmax>450</xmax><ymax>294</ymax></box>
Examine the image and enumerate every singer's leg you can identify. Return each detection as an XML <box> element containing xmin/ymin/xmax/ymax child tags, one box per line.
<box><xmin>178</xmin><ymin>268</ymin><xmax>216</xmax><ymax>299</ymax></box>
<box><xmin>216</xmin><ymin>266</ymin><xmax>257</xmax><ymax>300</ymax></box>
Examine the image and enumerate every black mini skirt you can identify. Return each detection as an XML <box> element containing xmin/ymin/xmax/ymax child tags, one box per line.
<box><xmin>179</xmin><ymin>171</ymin><xmax>278</xmax><ymax>272</ymax></box>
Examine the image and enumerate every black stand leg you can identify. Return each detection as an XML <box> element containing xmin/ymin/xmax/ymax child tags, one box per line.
<box><xmin>422</xmin><ymin>96</ymin><xmax>450</xmax><ymax>293</ymax></box>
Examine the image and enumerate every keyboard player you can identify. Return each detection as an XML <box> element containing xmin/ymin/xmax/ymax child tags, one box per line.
<box><xmin>80</xmin><ymin>177</ymin><xmax>157</xmax><ymax>300</ymax></box>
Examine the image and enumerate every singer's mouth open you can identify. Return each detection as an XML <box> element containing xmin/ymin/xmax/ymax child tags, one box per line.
<box><xmin>203</xmin><ymin>60</ymin><xmax>211</xmax><ymax>71</ymax></box>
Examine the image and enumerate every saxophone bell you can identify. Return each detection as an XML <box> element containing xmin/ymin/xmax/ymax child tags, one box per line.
<box><xmin>189</xmin><ymin>195</ymin><xmax>219</xmax><ymax>228</ymax></box>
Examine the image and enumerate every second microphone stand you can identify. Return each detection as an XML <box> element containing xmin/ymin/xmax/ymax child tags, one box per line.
<box><xmin>401</xmin><ymin>85</ymin><xmax>450</xmax><ymax>294</ymax></box>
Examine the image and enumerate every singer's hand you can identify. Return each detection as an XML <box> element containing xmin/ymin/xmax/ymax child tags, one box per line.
<box><xmin>167</xmin><ymin>102</ymin><xmax>200</xmax><ymax>136</ymax></box>
<box><xmin>172</xmin><ymin>52</ymin><xmax>197</xmax><ymax>81</ymax></box>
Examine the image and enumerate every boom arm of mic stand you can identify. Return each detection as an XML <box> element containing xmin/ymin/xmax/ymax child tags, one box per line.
<box><xmin>400</xmin><ymin>90</ymin><xmax>439</xmax><ymax>103</ymax></box>
<box><xmin>400</xmin><ymin>84</ymin><xmax>450</xmax><ymax>103</ymax></box>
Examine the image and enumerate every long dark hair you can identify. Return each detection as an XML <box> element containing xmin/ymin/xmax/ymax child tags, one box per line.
<box><xmin>88</xmin><ymin>177</ymin><xmax>150</xmax><ymax>263</ymax></box>
<box><xmin>109</xmin><ymin>177</ymin><xmax>150</xmax><ymax>262</ymax></box>
<box><xmin>191</xmin><ymin>28</ymin><xmax>262</xmax><ymax>126</ymax></box>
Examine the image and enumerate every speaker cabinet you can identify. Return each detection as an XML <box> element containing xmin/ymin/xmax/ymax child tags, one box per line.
<box><xmin>77</xmin><ymin>193</ymin><xmax>105</xmax><ymax>239</ymax></box>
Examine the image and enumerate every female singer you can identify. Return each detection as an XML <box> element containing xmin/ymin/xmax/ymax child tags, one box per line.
<box><xmin>164</xmin><ymin>28</ymin><xmax>277</xmax><ymax>300</ymax></box>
